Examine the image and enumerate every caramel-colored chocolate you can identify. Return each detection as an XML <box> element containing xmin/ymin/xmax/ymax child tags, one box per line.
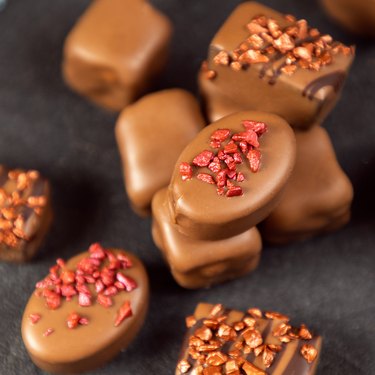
<box><xmin>22</xmin><ymin>247</ymin><xmax>149</xmax><ymax>374</ymax></box>
<box><xmin>115</xmin><ymin>89</ymin><xmax>206</xmax><ymax>216</ymax></box>
<box><xmin>0</xmin><ymin>166</ymin><xmax>52</xmax><ymax>262</ymax></box>
<box><xmin>63</xmin><ymin>0</ymin><xmax>172</xmax><ymax>111</ymax></box>
<box><xmin>152</xmin><ymin>188</ymin><xmax>262</xmax><ymax>289</ymax></box>
<box><xmin>321</xmin><ymin>0</ymin><xmax>375</xmax><ymax>37</ymax></box>
<box><xmin>199</xmin><ymin>2</ymin><xmax>354</xmax><ymax>128</ymax></box>
<box><xmin>169</xmin><ymin>111</ymin><xmax>296</xmax><ymax>241</ymax></box>
<box><xmin>176</xmin><ymin>303</ymin><xmax>322</xmax><ymax>375</ymax></box>
<box><xmin>260</xmin><ymin>126</ymin><xmax>353</xmax><ymax>244</ymax></box>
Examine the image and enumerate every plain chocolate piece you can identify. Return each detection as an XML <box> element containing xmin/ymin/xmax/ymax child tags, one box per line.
<box><xmin>0</xmin><ymin>166</ymin><xmax>52</xmax><ymax>262</ymax></box>
<box><xmin>321</xmin><ymin>0</ymin><xmax>375</xmax><ymax>37</ymax></box>
<box><xmin>176</xmin><ymin>303</ymin><xmax>322</xmax><ymax>375</ymax></box>
<box><xmin>63</xmin><ymin>0</ymin><xmax>172</xmax><ymax>111</ymax></box>
<box><xmin>115</xmin><ymin>89</ymin><xmax>205</xmax><ymax>216</ymax></box>
<box><xmin>22</xmin><ymin>245</ymin><xmax>149</xmax><ymax>374</ymax></box>
<box><xmin>169</xmin><ymin>111</ymin><xmax>296</xmax><ymax>241</ymax></box>
<box><xmin>260</xmin><ymin>126</ymin><xmax>353</xmax><ymax>244</ymax></box>
<box><xmin>199</xmin><ymin>2</ymin><xmax>354</xmax><ymax>128</ymax></box>
<box><xmin>152</xmin><ymin>188</ymin><xmax>262</xmax><ymax>289</ymax></box>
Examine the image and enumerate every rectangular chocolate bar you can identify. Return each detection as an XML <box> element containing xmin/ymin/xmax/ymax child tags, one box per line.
<box><xmin>0</xmin><ymin>166</ymin><xmax>52</xmax><ymax>262</ymax></box>
<box><xmin>199</xmin><ymin>2</ymin><xmax>354</xmax><ymax>128</ymax></box>
<box><xmin>176</xmin><ymin>303</ymin><xmax>322</xmax><ymax>374</ymax></box>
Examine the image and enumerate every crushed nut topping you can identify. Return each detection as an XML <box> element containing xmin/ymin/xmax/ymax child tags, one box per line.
<box><xmin>179</xmin><ymin>120</ymin><xmax>267</xmax><ymax>197</ymax></box>
<box><xmin>0</xmin><ymin>168</ymin><xmax>46</xmax><ymax>248</ymax></box>
<box><xmin>209</xmin><ymin>13</ymin><xmax>354</xmax><ymax>82</ymax></box>
<box><xmin>177</xmin><ymin>305</ymin><xmax>319</xmax><ymax>374</ymax></box>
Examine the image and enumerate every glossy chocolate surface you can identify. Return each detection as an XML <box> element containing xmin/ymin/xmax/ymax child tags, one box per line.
<box><xmin>321</xmin><ymin>0</ymin><xmax>375</xmax><ymax>37</ymax></box>
<box><xmin>199</xmin><ymin>2</ymin><xmax>354</xmax><ymax>128</ymax></box>
<box><xmin>115</xmin><ymin>89</ymin><xmax>205</xmax><ymax>216</ymax></box>
<box><xmin>22</xmin><ymin>248</ymin><xmax>149</xmax><ymax>374</ymax></box>
<box><xmin>176</xmin><ymin>303</ymin><xmax>322</xmax><ymax>375</ymax></box>
<box><xmin>261</xmin><ymin>126</ymin><xmax>353</xmax><ymax>244</ymax></box>
<box><xmin>0</xmin><ymin>166</ymin><xmax>52</xmax><ymax>262</ymax></box>
<box><xmin>152</xmin><ymin>188</ymin><xmax>262</xmax><ymax>289</ymax></box>
<box><xmin>169</xmin><ymin>111</ymin><xmax>296</xmax><ymax>241</ymax></box>
<box><xmin>63</xmin><ymin>0</ymin><xmax>172</xmax><ymax>111</ymax></box>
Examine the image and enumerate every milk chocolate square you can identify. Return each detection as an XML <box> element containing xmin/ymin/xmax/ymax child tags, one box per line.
<box><xmin>260</xmin><ymin>126</ymin><xmax>353</xmax><ymax>244</ymax></box>
<box><xmin>0</xmin><ymin>166</ymin><xmax>52</xmax><ymax>262</ymax></box>
<box><xmin>116</xmin><ymin>89</ymin><xmax>205</xmax><ymax>216</ymax></box>
<box><xmin>176</xmin><ymin>303</ymin><xmax>322</xmax><ymax>375</ymax></box>
<box><xmin>152</xmin><ymin>188</ymin><xmax>262</xmax><ymax>289</ymax></box>
<box><xmin>199</xmin><ymin>2</ymin><xmax>354</xmax><ymax>128</ymax></box>
<box><xmin>63</xmin><ymin>0</ymin><xmax>172</xmax><ymax>111</ymax></box>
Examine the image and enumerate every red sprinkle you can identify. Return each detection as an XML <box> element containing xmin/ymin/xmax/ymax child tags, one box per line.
<box><xmin>66</xmin><ymin>312</ymin><xmax>80</xmax><ymax>329</ymax></box>
<box><xmin>192</xmin><ymin>150</ymin><xmax>214</xmax><ymax>167</ymax></box>
<box><xmin>247</xmin><ymin>150</ymin><xmax>261</xmax><ymax>173</ymax></box>
<box><xmin>208</xmin><ymin>157</ymin><xmax>221</xmax><ymax>173</ymax></box>
<box><xmin>114</xmin><ymin>300</ymin><xmax>133</xmax><ymax>327</ymax></box>
<box><xmin>97</xmin><ymin>293</ymin><xmax>113</xmax><ymax>308</ymax></box>
<box><xmin>29</xmin><ymin>313</ymin><xmax>41</xmax><ymax>325</ymax></box>
<box><xmin>211</xmin><ymin>129</ymin><xmax>231</xmax><ymax>143</ymax></box>
<box><xmin>179</xmin><ymin>162</ymin><xmax>193</xmax><ymax>181</ymax></box>
<box><xmin>43</xmin><ymin>328</ymin><xmax>54</xmax><ymax>337</ymax></box>
<box><xmin>116</xmin><ymin>273</ymin><xmax>137</xmax><ymax>292</ymax></box>
<box><xmin>226</xmin><ymin>186</ymin><xmax>243</xmax><ymax>197</ymax></box>
<box><xmin>197</xmin><ymin>173</ymin><xmax>216</xmax><ymax>185</ymax></box>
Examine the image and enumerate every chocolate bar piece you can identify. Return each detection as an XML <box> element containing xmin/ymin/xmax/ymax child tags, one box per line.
<box><xmin>22</xmin><ymin>244</ymin><xmax>149</xmax><ymax>374</ymax></box>
<box><xmin>63</xmin><ymin>0</ymin><xmax>172</xmax><ymax>111</ymax></box>
<box><xmin>115</xmin><ymin>89</ymin><xmax>205</xmax><ymax>216</ymax></box>
<box><xmin>152</xmin><ymin>188</ymin><xmax>262</xmax><ymax>289</ymax></box>
<box><xmin>199</xmin><ymin>2</ymin><xmax>354</xmax><ymax>128</ymax></box>
<box><xmin>260</xmin><ymin>126</ymin><xmax>353</xmax><ymax>244</ymax></box>
<box><xmin>321</xmin><ymin>0</ymin><xmax>375</xmax><ymax>37</ymax></box>
<box><xmin>0</xmin><ymin>166</ymin><xmax>52</xmax><ymax>262</ymax></box>
<box><xmin>176</xmin><ymin>303</ymin><xmax>322</xmax><ymax>375</ymax></box>
<box><xmin>169</xmin><ymin>111</ymin><xmax>296</xmax><ymax>241</ymax></box>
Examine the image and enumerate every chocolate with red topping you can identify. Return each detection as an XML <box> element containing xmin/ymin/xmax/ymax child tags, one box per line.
<box><xmin>22</xmin><ymin>244</ymin><xmax>149</xmax><ymax>374</ymax></box>
<box><xmin>175</xmin><ymin>303</ymin><xmax>322</xmax><ymax>375</ymax></box>
<box><xmin>152</xmin><ymin>188</ymin><xmax>262</xmax><ymax>289</ymax></box>
<box><xmin>0</xmin><ymin>165</ymin><xmax>52</xmax><ymax>262</ymax></box>
<box><xmin>199</xmin><ymin>2</ymin><xmax>355</xmax><ymax>128</ymax></box>
<box><xmin>169</xmin><ymin>111</ymin><xmax>296</xmax><ymax>241</ymax></box>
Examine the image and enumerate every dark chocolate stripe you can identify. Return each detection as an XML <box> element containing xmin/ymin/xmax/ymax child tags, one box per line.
<box><xmin>282</xmin><ymin>336</ymin><xmax>319</xmax><ymax>375</ymax></box>
<box><xmin>302</xmin><ymin>71</ymin><xmax>346</xmax><ymax>100</ymax></box>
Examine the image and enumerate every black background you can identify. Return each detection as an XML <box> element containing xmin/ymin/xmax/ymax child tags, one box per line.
<box><xmin>0</xmin><ymin>0</ymin><xmax>374</xmax><ymax>374</ymax></box>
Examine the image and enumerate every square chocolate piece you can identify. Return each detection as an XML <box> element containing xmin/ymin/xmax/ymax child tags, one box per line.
<box><xmin>152</xmin><ymin>188</ymin><xmax>262</xmax><ymax>289</ymax></box>
<box><xmin>199</xmin><ymin>1</ymin><xmax>354</xmax><ymax>128</ymax></box>
<box><xmin>0</xmin><ymin>166</ymin><xmax>52</xmax><ymax>262</ymax></box>
<box><xmin>116</xmin><ymin>89</ymin><xmax>205</xmax><ymax>216</ymax></box>
<box><xmin>63</xmin><ymin>0</ymin><xmax>172</xmax><ymax>111</ymax></box>
<box><xmin>260</xmin><ymin>126</ymin><xmax>353</xmax><ymax>244</ymax></box>
<box><xmin>176</xmin><ymin>303</ymin><xmax>322</xmax><ymax>375</ymax></box>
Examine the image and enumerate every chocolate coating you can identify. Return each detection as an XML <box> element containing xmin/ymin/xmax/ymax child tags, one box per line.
<box><xmin>63</xmin><ymin>0</ymin><xmax>172</xmax><ymax>111</ymax></box>
<box><xmin>115</xmin><ymin>89</ymin><xmax>205</xmax><ymax>216</ymax></box>
<box><xmin>199</xmin><ymin>2</ymin><xmax>354</xmax><ymax>128</ymax></box>
<box><xmin>152</xmin><ymin>188</ymin><xmax>262</xmax><ymax>289</ymax></box>
<box><xmin>22</xmin><ymin>249</ymin><xmax>149</xmax><ymax>374</ymax></box>
<box><xmin>0</xmin><ymin>166</ymin><xmax>52</xmax><ymax>263</ymax></box>
<box><xmin>321</xmin><ymin>0</ymin><xmax>375</xmax><ymax>37</ymax></box>
<box><xmin>169</xmin><ymin>111</ymin><xmax>296</xmax><ymax>241</ymax></box>
<box><xmin>260</xmin><ymin>126</ymin><xmax>353</xmax><ymax>244</ymax></box>
<box><xmin>176</xmin><ymin>303</ymin><xmax>322</xmax><ymax>375</ymax></box>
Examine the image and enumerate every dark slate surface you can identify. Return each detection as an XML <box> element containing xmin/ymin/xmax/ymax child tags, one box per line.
<box><xmin>0</xmin><ymin>0</ymin><xmax>374</xmax><ymax>374</ymax></box>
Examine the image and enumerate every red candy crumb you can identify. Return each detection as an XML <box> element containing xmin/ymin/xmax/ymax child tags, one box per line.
<box><xmin>29</xmin><ymin>313</ymin><xmax>41</xmax><ymax>325</ymax></box>
<box><xmin>43</xmin><ymin>328</ymin><xmax>54</xmax><ymax>337</ymax></box>
<box><xmin>247</xmin><ymin>150</ymin><xmax>261</xmax><ymax>173</ymax></box>
<box><xmin>179</xmin><ymin>162</ymin><xmax>193</xmax><ymax>181</ymax></box>
<box><xmin>114</xmin><ymin>300</ymin><xmax>133</xmax><ymax>327</ymax></box>
<box><xmin>193</xmin><ymin>150</ymin><xmax>214</xmax><ymax>167</ymax></box>
<box><xmin>197</xmin><ymin>173</ymin><xmax>216</xmax><ymax>185</ymax></box>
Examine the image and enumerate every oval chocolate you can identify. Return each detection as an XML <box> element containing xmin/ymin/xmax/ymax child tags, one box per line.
<box><xmin>22</xmin><ymin>244</ymin><xmax>149</xmax><ymax>374</ymax></box>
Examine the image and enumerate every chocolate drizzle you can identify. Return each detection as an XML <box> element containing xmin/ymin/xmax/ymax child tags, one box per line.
<box><xmin>302</xmin><ymin>71</ymin><xmax>346</xmax><ymax>100</ymax></box>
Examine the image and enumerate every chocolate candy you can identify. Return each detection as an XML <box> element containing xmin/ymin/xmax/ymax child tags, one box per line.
<box><xmin>152</xmin><ymin>188</ymin><xmax>262</xmax><ymax>289</ymax></box>
<box><xmin>115</xmin><ymin>89</ymin><xmax>205</xmax><ymax>216</ymax></box>
<box><xmin>199</xmin><ymin>2</ymin><xmax>355</xmax><ymax>128</ymax></box>
<box><xmin>321</xmin><ymin>0</ymin><xmax>375</xmax><ymax>37</ymax></box>
<box><xmin>260</xmin><ymin>126</ymin><xmax>353</xmax><ymax>244</ymax></box>
<box><xmin>169</xmin><ymin>111</ymin><xmax>296</xmax><ymax>241</ymax></box>
<box><xmin>176</xmin><ymin>303</ymin><xmax>322</xmax><ymax>375</ymax></box>
<box><xmin>0</xmin><ymin>166</ymin><xmax>52</xmax><ymax>262</ymax></box>
<box><xmin>63</xmin><ymin>0</ymin><xmax>172</xmax><ymax>111</ymax></box>
<box><xmin>22</xmin><ymin>244</ymin><xmax>149</xmax><ymax>374</ymax></box>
